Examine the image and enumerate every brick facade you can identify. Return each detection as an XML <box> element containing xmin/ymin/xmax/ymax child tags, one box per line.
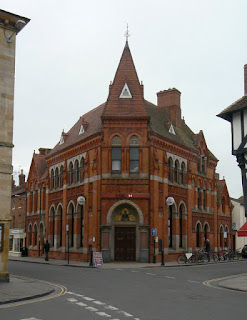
<box><xmin>25</xmin><ymin>41</ymin><xmax>232</xmax><ymax>262</ymax></box>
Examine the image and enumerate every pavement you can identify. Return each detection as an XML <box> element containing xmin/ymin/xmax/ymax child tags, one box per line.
<box><xmin>1</xmin><ymin>256</ymin><xmax>246</xmax><ymax>306</ymax></box>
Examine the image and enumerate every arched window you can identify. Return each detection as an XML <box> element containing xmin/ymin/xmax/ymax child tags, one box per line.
<box><xmin>220</xmin><ymin>226</ymin><xmax>224</xmax><ymax>248</ymax></box>
<box><xmin>129</xmin><ymin>135</ymin><xmax>139</xmax><ymax>173</ymax></box>
<box><xmin>204</xmin><ymin>223</ymin><xmax>209</xmax><ymax>243</ymax></box>
<box><xmin>179</xmin><ymin>205</ymin><xmax>183</xmax><ymax>248</ymax></box>
<box><xmin>112</xmin><ymin>135</ymin><xmax>122</xmax><ymax>173</ymax></box>
<box><xmin>203</xmin><ymin>182</ymin><xmax>206</xmax><ymax>210</ymax></box>
<box><xmin>50</xmin><ymin>207</ymin><xmax>55</xmax><ymax>247</ymax></box>
<box><xmin>197</xmin><ymin>187</ymin><xmax>200</xmax><ymax>209</ymax></box>
<box><xmin>60</xmin><ymin>166</ymin><xmax>64</xmax><ymax>187</ymax></box>
<box><xmin>174</xmin><ymin>160</ymin><xmax>179</xmax><ymax>183</ymax></box>
<box><xmin>55</xmin><ymin>168</ymin><xmax>59</xmax><ymax>188</ymax></box>
<box><xmin>69</xmin><ymin>162</ymin><xmax>74</xmax><ymax>184</ymax></box>
<box><xmin>196</xmin><ymin>223</ymin><xmax>201</xmax><ymax>247</ymax></box>
<box><xmin>68</xmin><ymin>203</ymin><xmax>75</xmax><ymax>248</ymax></box>
<box><xmin>33</xmin><ymin>224</ymin><xmax>37</xmax><ymax>246</ymax></box>
<box><xmin>180</xmin><ymin>162</ymin><xmax>185</xmax><ymax>185</ymax></box>
<box><xmin>57</xmin><ymin>205</ymin><xmax>63</xmax><ymax>248</ymax></box>
<box><xmin>80</xmin><ymin>158</ymin><xmax>84</xmax><ymax>181</ymax></box>
<box><xmin>27</xmin><ymin>224</ymin><xmax>32</xmax><ymax>246</ymax></box>
<box><xmin>168</xmin><ymin>158</ymin><xmax>173</xmax><ymax>182</ymax></box>
<box><xmin>168</xmin><ymin>206</ymin><xmax>173</xmax><ymax>248</ymax></box>
<box><xmin>75</xmin><ymin>160</ymin><xmax>80</xmax><ymax>183</ymax></box>
<box><xmin>51</xmin><ymin>169</ymin><xmax>55</xmax><ymax>189</ymax></box>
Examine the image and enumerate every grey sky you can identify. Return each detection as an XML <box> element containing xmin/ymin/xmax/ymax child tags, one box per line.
<box><xmin>2</xmin><ymin>0</ymin><xmax>247</xmax><ymax>198</ymax></box>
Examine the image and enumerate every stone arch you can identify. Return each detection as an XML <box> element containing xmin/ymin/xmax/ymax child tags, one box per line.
<box><xmin>106</xmin><ymin>200</ymin><xmax>144</xmax><ymax>225</ymax></box>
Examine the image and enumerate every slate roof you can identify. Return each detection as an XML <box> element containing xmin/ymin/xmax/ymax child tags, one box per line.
<box><xmin>46</xmin><ymin>42</ymin><xmax>217</xmax><ymax>162</ymax></box>
<box><xmin>48</xmin><ymin>103</ymin><xmax>105</xmax><ymax>157</ymax></box>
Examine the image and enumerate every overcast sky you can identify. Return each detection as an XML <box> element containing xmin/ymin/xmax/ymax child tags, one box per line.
<box><xmin>2</xmin><ymin>0</ymin><xmax>247</xmax><ymax>198</ymax></box>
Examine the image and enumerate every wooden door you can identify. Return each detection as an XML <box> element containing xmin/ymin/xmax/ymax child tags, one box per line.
<box><xmin>115</xmin><ymin>227</ymin><xmax>136</xmax><ymax>261</ymax></box>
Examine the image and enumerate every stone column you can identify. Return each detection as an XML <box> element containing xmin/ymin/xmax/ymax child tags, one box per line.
<box><xmin>0</xmin><ymin>11</ymin><xmax>29</xmax><ymax>282</ymax></box>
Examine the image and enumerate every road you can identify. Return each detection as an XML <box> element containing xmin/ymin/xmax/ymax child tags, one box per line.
<box><xmin>1</xmin><ymin>260</ymin><xmax>246</xmax><ymax>320</ymax></box>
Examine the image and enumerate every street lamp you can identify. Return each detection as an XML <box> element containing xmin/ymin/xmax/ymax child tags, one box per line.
<box><xmin>217</xmin><ymin>66</ymin><xmax>247</xmax><ymax>218</ymax></box>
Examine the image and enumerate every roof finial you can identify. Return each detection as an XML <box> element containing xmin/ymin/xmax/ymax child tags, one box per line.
<box><xmin>125</xmin><ymin>23</ymin><xmax>130</xmax><ymax>43</ymax></box>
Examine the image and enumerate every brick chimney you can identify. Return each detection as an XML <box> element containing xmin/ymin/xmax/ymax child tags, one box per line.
<box><xmin>39</xmin><ymin>148</ymin><xmax>51</xmax><ymax>156</ymax></box>
<box><xmin>157</xmin><ymin>88</ymin><xmax>181</xmax><ymax>127</ymax></box>
<box><xmin>19</xmin><ymin>169</ymin><xmax>25</xmax><ymax>186</ymax></box>
<box><xmin>244</xmin><ymin>64</ymin><xmax>247</xmax><ymax>95</ymax></box>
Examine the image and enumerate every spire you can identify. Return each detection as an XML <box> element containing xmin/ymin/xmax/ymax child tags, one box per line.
<box><xmin>102</xmin><ymin>38</ymin><xmax>147</xmax><ymax>119</ymax></box>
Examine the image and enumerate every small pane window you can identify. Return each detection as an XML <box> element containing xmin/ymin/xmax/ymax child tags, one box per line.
<box><xmin>130</xmin><ymin>147</ymin><xmax>139</xmax><ymax>173</ymax></box>
<box><xmin>112</xmin><ymin>147</ymin><xmax>121</xmax><ymax>173</ymax></box>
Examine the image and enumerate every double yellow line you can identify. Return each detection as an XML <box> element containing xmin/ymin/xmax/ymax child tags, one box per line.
<box><xmin>203</xmin><ymin>273</ymin><xmax>247</xmax><ymax>290</ymax></box>
<box><xmin>0</xmin><ymin>275</ymin><xmax>67</xmax><ymax>309</ymax></box>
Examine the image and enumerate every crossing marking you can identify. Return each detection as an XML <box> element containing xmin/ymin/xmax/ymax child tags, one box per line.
<box><xmin>76</xmin><ymin>302</ymin><xmax>87</xmax><ymax>307</ymax></box>
<box><xmin>104</xmin><ymin>305</ymin><xmax>119</xmax><ymax>311</ymax></box>
<box><xmin>145</xmin><ymin>273</ymin><xmax>156</xmax><ymax>276</ymax></box>
<box><xmin>83</xmin><ymin>296</ymin><xmax>95</xmax><ymax>301</ymax></box>
<box><xmin>118</xmin><ymin>310</ymin><xmax>133</xmax><ymax>317</ymax></box>
<box><xmin>86</xmin><ymin>306</ymin><xmax>98</xmax><ymax>312</ymax></box>
<box><xmin>93</xmin><ymin>300</ymin><xmax>105</xmax><ymax>305</ymax></box>
<box><xmin>96</xmin><ymin>311</ymin><xmax>111</xmax><ymax>317</ymax></box>
<box><xmin>67</xmin><ymin>298</ymin><xmax>78</xmax><ymax>303</ymax></box>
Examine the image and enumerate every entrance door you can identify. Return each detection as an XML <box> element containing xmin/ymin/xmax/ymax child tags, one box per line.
<box><xmin>115</xmin><ymin>227</ymin><xmax>136</xmax><ymax>261</ymax></box>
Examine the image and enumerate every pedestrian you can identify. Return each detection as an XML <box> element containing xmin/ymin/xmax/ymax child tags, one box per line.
<box><xmin>205</xmin><ymin>239</ymin><xmax>211</xmax><ymax>262</ymax></box>
<box><xmin>44</xmin><ymin>240</ymin><xmax>50</xmax><ymax>261</ymax></box>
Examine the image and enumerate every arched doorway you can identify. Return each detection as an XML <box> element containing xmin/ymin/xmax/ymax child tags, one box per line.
<box><xmin>103</xmin><ymin>200</ymin><xmax>147</xmax><ymax>262</ymax></box>
<box><xmin>114</xmin><ymin>205</ymin><xmax>137</xmax><ymax>261</ymax></box>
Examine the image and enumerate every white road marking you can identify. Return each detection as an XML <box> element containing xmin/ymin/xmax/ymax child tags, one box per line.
<box><xmin>118</xmin><ymin>310</ymin><xmax>133</xmax><ymax>317</ymax></box>
<box><xmin>145</xmin><ymin>273</ymin><xmax>156</xmax><ymax>276</ymax></box>
<box><xmin>165</xmin><ymin>276</ymin><xmax>175</xmax><ymax>279</ymax></box>
<box><xmin>187</xmin><ymin>280</ymin><xmax>201</xmax><ymax>284</ymax></box>
<box><xmin>83</xmin><ymin>296</ymin><xmax>95</xmax><ymax>301</ymax></box>
<box><xmin>86</xmin><ymin>306</ymin><xmax>98</xmax><ymax>312</ymax></box>
<box><xmin>67</xmin><ymin>298</ymin><xmax>78</xmax><ymax>303</ymax></box>
<box><xmin>76</xmin><ymin>302</ymin><xmax>87</xmax><ymax>307</ymax></box>
<box><xmin>96</xmin><ymin>311</ymin><xmax>111</xmax><ymax>317</ymax></box>
<box><xmin>131</xmin><ymin>270</ymin><xmax>139</xmax><ymax>273</ymax></box>
<box><xmin>115</xmin><ymin>268</ymin><xmax>124</xmax><ymax>271</ymax></box>
<box><xmin>93</xmin><ymin>300</ymin><xmax>105</xmax><ymax>305</ymax></box>
<box><xmin>104</xmin><ymin>305</ymin><xmax>119</xmax><ymax>311</ymax></box>
<box><xmin>20</xmin><ymin>318</ymin><xmax>42</xmax><ymax>320</ymax></box>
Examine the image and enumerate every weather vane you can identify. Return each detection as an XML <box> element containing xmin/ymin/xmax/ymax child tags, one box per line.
<box><xmin>125</xmin><ymin>24</ymin><xmax>130</xmax><ymax>42</ymax></box>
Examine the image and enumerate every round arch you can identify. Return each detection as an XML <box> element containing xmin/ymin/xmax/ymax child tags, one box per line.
<box><xmin>106</xmin><ymin>200</ymin><xmax>144</xmax><ymax>225</ymax></box>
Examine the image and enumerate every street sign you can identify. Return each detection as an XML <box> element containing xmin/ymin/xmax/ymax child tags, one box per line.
<box><xmin>77</xmin><ymin>196</ymin><xmax>86</xmax><ymax>205</ymax></box>
<box><xmin>166</xmin><ymin>197</ymin><xmax>175</xmax><ymax>206</ymax></box>
<box><xmin>151</xmin><ymin>229</ymin><xmax>157</xmax><ymax>236</ymax></box>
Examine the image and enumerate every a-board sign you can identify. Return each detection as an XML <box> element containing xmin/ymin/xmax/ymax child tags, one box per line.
<box><xmin>93</xmin><ymin>252</ymin><xmax>104</xmax><ymax>267</ymax></box>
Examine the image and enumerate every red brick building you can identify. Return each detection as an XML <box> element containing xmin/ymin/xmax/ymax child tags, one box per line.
<box><xmin>25</xmin><ymin>40</ymin><xmax>232</xmax><ymax>262</ymax></box>
<box><xmin>10</xmin><ymin>170</ymin><xmax>27</xmax><ymax>255</ymax></box>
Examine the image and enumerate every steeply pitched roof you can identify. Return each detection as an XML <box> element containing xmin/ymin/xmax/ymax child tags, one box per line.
<box><xmin>102</xmin><ymin>41</ymin><xmax>148</xmax><ymax>119</ymax></box>
<box><xmin>48</xmin><ymin>103</ymin><xmax>105</xmax><ymax>157</ymax></box>
<box><xmin>46</xmin><ymin>42</ymin><xmax>217</xmax><ymax>163</ymax></box>
<box><xmin>217</xmin><ymin>95</ymin><xmax>247</xmax><ymax>122</ymax></box>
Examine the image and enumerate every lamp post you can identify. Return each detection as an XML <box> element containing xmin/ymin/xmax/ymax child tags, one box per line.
<box><xmin>217</xmin><ymin>89</ymin><xmax>247</xmax><ymax>218</ymax></box>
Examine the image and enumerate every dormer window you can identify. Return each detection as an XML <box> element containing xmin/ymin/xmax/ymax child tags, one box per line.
<box><xmin>169</xmin><ymin>124</ymin><xmax>176</xmax><ymax>135</ymax></box>
<box><xmin>59</xmin><ymin>135</ymin><xmax>64</xmax><ymax>145</ymax></box>
<box><xmin>119</xmin><ymin>83</ymin><xmax>132</xmax><ymax>98</ymax></box>
<box><xmin>79</xmin><ymin>125</ymin><xmax>84</xmax><ymax>135</ymax></box>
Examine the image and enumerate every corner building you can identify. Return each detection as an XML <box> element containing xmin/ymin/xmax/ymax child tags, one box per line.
<box><xmin>26</xmin><ymin>41</ymin><xmax>232</xmax><ymax>262</ymax></box>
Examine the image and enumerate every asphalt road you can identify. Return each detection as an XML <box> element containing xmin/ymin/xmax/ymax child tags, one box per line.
<box><xmin>1</xmin><ymin>260</ymin><xmax>247</xmax><ymax>320</ymax></box>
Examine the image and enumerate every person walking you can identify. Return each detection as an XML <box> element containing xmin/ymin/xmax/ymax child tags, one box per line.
<box><xmin>44</xmin><ymin>240</ymin><xmax>50</xmax><ymax>261</ymax></box>
<box><xmin>205</xmin><ymin>239</ymin><xmax>211</xmax><ymax>262</ymax></box>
